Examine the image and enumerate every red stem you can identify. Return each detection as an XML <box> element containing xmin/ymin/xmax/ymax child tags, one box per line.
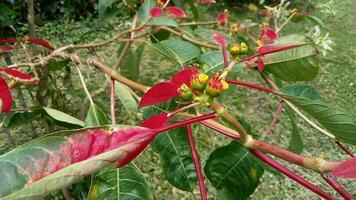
<box><xmin>111</xmin><ymin>79</ymin><xmax>116</xmax><ymax>124</ymax></box>
<box><xmin>335</xmin><ymin>141</ymin><xmax>354</xmax><ymax>158</ymax></box>
<box><xmin>185</xmin><ymin>125</ymin><xmax>208</xmax><ymax>200</ymax></box>
<box><xmin>226</xmin><ymin>80</ymin><xmax>275</xmax><ymax>94</ymax></box>
<box><xmin>222</xmin><ymin>46</ymin><xmax>229</xmax><ymax>68</ymax></box>
<box><xmin>264</xmin><ymin>101</ymin><xmax>285</xmax><ymax>135</ymax></box>
<box><xmin>322</xmin><ymin>173</ymin><xmax>355</xmax><ymax>200</ymax></box>
<box><xmin>199</xmin><ymin>120</ymin><xmax>240</xmax><ymax>140</ymax></box>
<box><xmin>157</xmin><ymin>113</ymin><xmax>217</xmax><ymax>133</ymax></box>
<box><xmin>250</xmin><ymin>150</ymin><xmax>336</xmax><ymax>200</ymax></box>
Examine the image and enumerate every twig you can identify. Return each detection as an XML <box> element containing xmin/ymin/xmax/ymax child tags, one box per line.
<box><xmin>179</xmin><ymin>21</ymin><xmax>218</xmax><ymax>26</ymax></box>
<box><xmin>186</xmin><ymin>125</ymin><xmax>208</xmax><ymax>200</ymax></box>
<box><xmin>73</xmin><ymin>56</ymin><xmax>94</xmax><ymax>104</ymax></box>
<box><xmin>335</xmin><ymin>141</ymin><xmax>354</xmax><ymax>158</ymax></box>
<box><xmin>111</xmin><ymin>79</ymin><xmax>116</xmax><ymax>125</ymax></box>
<box><xmin>264</xmin><ymin>101</ymin><xmax>285</xmax><ymax>136</ymax></box>
<box><xmin>322</xmin><ymin>173</ymin><xmax>355</xmax><ymax>200</ymax></box>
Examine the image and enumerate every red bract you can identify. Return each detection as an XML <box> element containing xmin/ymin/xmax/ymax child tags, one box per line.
<box><xmin>0</xmin><ymin>68</ymin><xmax>33</xmax><ymax>80</ymax></box>
<box><xmin>139</xmin><ymin>68</ymin><xmax>197</xmax><ymax>108</ymax></box>
<box><xmin>0</xmin><ymin>77</ymin><xmax>12</xmax><ymax>113</ymax></box>
<box><xmin>212</xmin><ymin>32</ymin><xmax>227</xmax><ymax>48</ymax></box>
<box><xmin>217</xmin><ymin>13</ymin><xmax>228</xmax><ymax>27</ymax></box>
<box><xmin>257</xmin><ymin>58</ymin><xmax>265</xmax><ymax>72</ymax></box>
<box><xmin>0</xmin><ymin>46</ymin><xmax>15</xmax><ymax>53</ymax></box>
<box><xmin>29</xmin><ymin>39</ymin><xmax>54</xmax><ymax>50</ymax></box>
<box><xmin>166</xmin><ymin>6</ymin><xmax>186</xmax><ymax>18</ymax></box>
<box><xmin>260</xmin><ymin>28</ymin><xmax>279</xmax><ymax>41</ymax></box>
<box><xmin>332</xmin><ymin>157</ymin><xmax>356</xmax><ymax>179</ymax></box>
<box><xmin>141</xmin><ymin>112</ymin><xmax>171</xmax><ymax>129</ymax></box>
<box><xmin>151</xmin><ymin>7</ymin><xmax>163</xmax><ymax>18</ymax></box>
<box><xmin>0</xmin><ymin>38</ymin><xmax>17</xmax><ymax>43</ymax></box>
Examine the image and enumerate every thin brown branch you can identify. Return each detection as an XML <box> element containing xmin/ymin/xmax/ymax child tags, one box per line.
<box><xmin>335</xmin><ymin>141</ymin><xmax>354</xmax><ymax>158</ymax></box>
<box><xmin>264</xmin><ymin>101</ymin><xmax>285</xmax><ymax>136</ymax></box>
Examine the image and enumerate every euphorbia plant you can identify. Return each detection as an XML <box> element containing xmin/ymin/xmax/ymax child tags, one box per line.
<box><xmin>0</xmin><ymin>0</ymin><xmax>355</xmax><ymax>199</ymax></box>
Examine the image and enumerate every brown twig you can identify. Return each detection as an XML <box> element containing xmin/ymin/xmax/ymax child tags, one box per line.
<box><xmin>264</xmin><ymin>101</ymin><xmax>285</xmax><ymax>136</ymax></box>
<box><xmin>335</xmin><ymin>141</ymin><xmax>354</xmax><ymax>158</ymax></box>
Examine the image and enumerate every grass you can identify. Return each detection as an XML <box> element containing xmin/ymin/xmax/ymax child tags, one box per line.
<box><xmin>1</xmin><ymin>0</ymin><xmax>356</xmax><ymax>199</ymax></box>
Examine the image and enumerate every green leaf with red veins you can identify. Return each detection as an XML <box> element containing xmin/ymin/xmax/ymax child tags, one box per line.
<box><xmin>151</xmin><ymin>127</ymin><xmax>197</xmax><ymax>191</ymax></box>
<box><xmin>204</xmin><ymin>142</ymin><xmax>264</xmax><ymax>200</ymax></box>
<box><xmin>88</xmin><ymin>163</ymin><xmax>153</xmax><ymax>200</ymax></box>
<box><xmin>0</xmin><ymin>126</ymin><xmax>157</xmax><ymax>200</ymax></box>
<box><xmin>281</xmin><ymin>85</ymin><xmax>356</xmax><ymax>145</ymax></box>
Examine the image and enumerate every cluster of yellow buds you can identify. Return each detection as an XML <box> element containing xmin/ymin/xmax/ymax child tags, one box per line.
<box><xmin>255</xmin><ymin>40</ymin><xmax>264</xmax><ymax>50</ymax></box>
<box><xmin>259</xmin><ymin>22</ymin><xmax>269</xmax><ymax>29</ymax></box>
<box><xmin>229</xmin><ymin>42</ymin><xmax>248</xmax><ymax>57</ymax></box>
<box><xmin>230</xmin><ymin>23</ymin><xmax>240</xmax><ymax>35</ymax></box>
<box><xmin>178</xmin><ymin>72</ymin><xmax>229</xmax><ymax>103</ymax></box>
<box><xmin>156</xmin><ymin>0</ymin><xmax>165</xmax><ymax>7</ymax></box>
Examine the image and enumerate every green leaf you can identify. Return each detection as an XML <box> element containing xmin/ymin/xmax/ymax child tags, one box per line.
<box><xmin>0</xmin><ymin>126</ymin><xmax>156</xmax><ymax>200</ymax></box>
<box><xmin>84</xmin><ymin>103</ymin><xmax>109</xmax><ymax>127</ymax></box>
<box><xmin>285</xmin><ymin>106</ymin><xmax>303</xmax><ymax>154</ymax></box>
<box><xmin>115</xmin><ymin>81</ymin><xmax>138</xmax><ymax>115</ymax></box>
<box><xmin>151</xmin><ymin>127</ymin><xmax>196</xmax><ymax>191</ymax></box>
<box><xmin>47</xmin><ymin>60</ymin><xmax>69</xmax><ymax>71</ymax></box>
<box><xmin>147</xmin><ymin>17</ymin><xmax>179</xmax><ymax>27</ymax></box>
<box><xmin>43</xmin><ymin>107</ymin><xmax>84</xmax><ymax>127</ymax></box>
<box><xmin>138</xmin><ymin>0</ymin><xmax>156</xmax><ymax>22</ymax></box>
<box><xmin>98</xmin><ymin>0</ymin><xmax>117</xmax><ymax>18</ymax></box>
<box><xmin>186</xmin><ymin>0</ymin><xmax>199</xmax><ymax>21</ymax></box>
<box><xmin>88</xmin><ymin>163</ymin><xmax>152</xmax><ymax>200</ymax></box>
<box><xmin>281</xmin><ymin>85</ymin><xmax>356</xmax><ymax>145</ymax></box>
<box><xmin>153</xmin><ymin>39</ymin><xmax>201</xmax><ymax>64</ymax></box>
<box><xmin>263</xmin><ymin>43</ymin><xmax>320</xmax><ymax>81</ymax></box>
<box><xmin>5</xmin><ymin>109</ymin><xmax>42</xmax><ymax>129</ymax></box>
<box><xmin>120</xmin><ymin>43</ymin><xmax>145</xmax><ymax>81</ymax></box>
<box><xmin>204</xmin><ymin>142</ymin><xmax>264</xmax><ymax>200</ymax></box>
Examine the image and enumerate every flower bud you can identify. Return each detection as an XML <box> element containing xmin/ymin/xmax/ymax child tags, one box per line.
<box><xmin>229</xmin><ymin>43</ymin><xmax>240</xmax><ymax>56</ymax></box>
<box><xmin>178</xmin><ymin>84</ymin><xmax>193</xmax><ymax>101</ymax></box>
<box><xmin>205</xmin><ymin>75</ymin><xmax>229</xmax><ymax>97</ymax></box>
<box><xmin>239</xmin><ymin>42</ymin><xmax>248</xmax><ymax>54</ymax></box>
<box><xmin>191</xmin><ymin>73</ymin><xmax>209</xmax><ymax>91</ymax></box>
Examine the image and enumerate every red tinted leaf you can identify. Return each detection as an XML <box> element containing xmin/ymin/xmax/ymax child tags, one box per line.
<box><xmin>332</xmin><ymin>157</ymin><xmax>356</xmax><ymax>179</ymax></box>
<box><xmin>141</xmin><ymin>112</ymin><xmax>170</xmax><ymax>129</ymax></box>
<box><xmin>260</xmin><ymin>28</ymin><xmax>279</xmax><ymax>41</ymax></box>
<box><xmin>212</xmin><ymin>32</ymin><xmax>227</xmax><ymax>48</ymax></box>
<box><xmin>0</xmin><ymin>68</ymin><xmax>33</xmax><ymax>80</ymax></box>
<box><xmin>257</xmin><ymin>58</ymin><xmax>265</xmax><ymax>72</ymax></box>
<box><xmin>217</xmin><ymin>13</ymin><xmax>228</xmax><ymax>26</ymax></box>
<box><xmin>258</xmin><ymin>43</ymin><xmax>306</xmax><ymax>55</ymax></box>
<box><xmin>139</xmin><ymin>82</ymin><xmax>179</xmax><ymax>108</ymax></box>
<box><xmin>0</xmin><ymin>77</ymin><xmax>12</xmax><ymax>113</ymax></box>
<box><xmin>171</xmin><ymin>67</ymin><xmax>198</xmax><ymax>87</ymax></box>
<box><xmin>0</xmin><ymin>38</ymin><xmax>17</xmax><ymax>43</ymax></box>
<box><xmin>29</xmin><ymin>38</ymin><xmax>54</xmax><ymax>50</ymax></box>
<box><xmin>0</xmin><ymin>46</ymin><xmax>15</xmax><ymax>52</ymax></box>
<box><xmin>259</xmin><ymin>9</ymin><xmax>271</xmax><ymax>17</ymax></box>
<box><xmin>150</xmin><ymin>7</ymin><xmax>163</xmax><ymax>18</ymax></box>
<box><xmin>166</xmin><ymin>6</ymin><xmax>186</xmax><ymax>18</ymax></box>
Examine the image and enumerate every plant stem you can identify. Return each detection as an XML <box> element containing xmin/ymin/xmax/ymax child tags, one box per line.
<box><xmin>157</xmin><ymin>113</ymin><xmax>217</xmax><ymax>133</ymax></box>
<box><xmin>250</xmin><ymin>150</ymin><xmax>336</xmax><ymax>200</ymax></box>
<box><xmin>322</xmin><ymin>173</ymin><xmax>355</xmax><ymax>200</ymax></box>
<box><xmin>179</xmin><ymin>21</ymin><xmax>218</xmax><ymax>26</ymax></box>
<box><xmin>226</xmin><ymin>79</ymin><xmax>275</xmax><ymax>94</ymax></box>
<box><xmin>264</xmin><ymin>101</ymin><xmax>285</xmax><ymax>135</ymax></box>
<box><xmin>335</xmin><ymin>141</ymin><xmax>354</xmax><ymax>158</ymax></box>
<box><xmin>110</xmin><ymin>79</ymin><xmax>116</xmax><ymax>125</ymax></box>
<box><xmin>73</xmin><ymin>60</ymin><xmax>94</xmax><ymax>105</ymax></box>
<box><xmin>186</xmin><ymin>125</ymin><xmax>208</xmax><ymax>200</ymax></box>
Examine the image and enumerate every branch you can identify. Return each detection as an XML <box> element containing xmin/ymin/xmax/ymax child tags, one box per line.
<box><xmin>264</xmin><ymin>101</ymin><xmax>285</xmax><ymax>135</ymax></box>
<box><xmin>322</xmin><ymin>173</ymin><xmax>355</xmax><ymax>200</ymax></box>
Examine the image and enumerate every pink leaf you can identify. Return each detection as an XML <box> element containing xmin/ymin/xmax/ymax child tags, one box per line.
<box><xmin>29</xmin><ymin>38</ymin><xmax>54</xmax><ymax>50</ymax></box>
<box><xmin>212</xmin><ymin>32</ymin><xmax>227</xmax><ymax>48</ymax></box>
<box><xmin>150</xmin><ymin>7</ymin><xmax>163</xmax><ymax>18</ymax></box>
<box><xmin>0</xmin><ymin>46</ymin><xmax>15</xmax><ymax>53</ymax></box>
<box><xmin>166</xmin><ymin>6</ymin><xmax>186</xmax><ymax>18</ymax></box>
<box><xmin>0</xmin><ymin>77</ymin><xmax>12</xmax><ymax>113</ymax></box>
<box><xmin>332</xmin><ymin>157</ymin><xmax>356</xmax><ymax>179</ymax></box>
<box><xmin>217</xmin><ymin>13</ymin><xmax>228</xmax><ymax>27</ymax></box>
<box><xmin>257</xmin><ymin>58</ymin><xmax>265</xmax><ymax>72</ymax></box>
<box><xmin>260</xmin><ymin>28</ymin><xmax>279</xmax><ymax>41</ymax></box>
<box><xmin>0</xmin><ymin>38</ymin><xmax>17</xmax><ymax>43</ymax></box>
<box><xmin>139</xmin><ymin>82</ymin><xmax>179</xmax><ymax>108</ymax></box>
<box><xmin>0</xmin><ymin>68</ymin><xmax>33</xmax><ymax>80</ymax></box>
<box><xmin>141</xmin><ymin>112</ymin><xmax>170</xmax><ymax>129</ymax></box>
<box><xmin>171</xmin><ymin>67</ymin><xmax>198</xmax><ymax>87</ymax></box>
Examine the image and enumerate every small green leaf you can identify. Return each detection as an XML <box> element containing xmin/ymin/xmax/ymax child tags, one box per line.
<box><xmin>264</xmin><ymin>43</ymin><xmax>319</xmax><ymax>81</ymax></box>
<box><xmin>205</xmin><ymin>142</ymin><xmax>264</xmax><ymax>200</ymax></box>
<box><xmin>84</xmin><ymin>103</ymin><xmax>109</xmax><ymax>127</ymax></box>
<box><xmin>5</xmin><ymin>109</ymin><xmax>42</xmax><ymax>129</ymax></box>
<box><xmin>43</xmin><ymin>107</ymin><xmax>84</xmax><ymax>127</ymax></box>
<box><xmin>115</xmin><ymin>81</ymin><xmax>138</xmax><ymax>115</ymax></box>
<box><xmin>120</xmin><ymin>44</ymin><xmax>145</xmax><ymax>81</ymax></box>
<box><xmin>281</xmin><ymin>85</ymin><xmax>356</xmax><ymax>145</ymax></box>
<box><xmin>47</xmin><ymin>60</ymin><xmax>69</xmax><ymax>71</ymax></box>
<box><xmin>138</xmin><ymin>0</ymin><xmax>156</xmax><ymax>22</ymax></box>
<box><xmin>285</xmin><ymin>106</ymin><xmax>303</xmax><ymax>154</ymax></box>
<box><xmin>88</xmin><ymin>163</ymin><xmax>152</xmax><ymax>200</ymax></box>
<box><xmin>98</xmin><ymin>0</ymin><xmax>117</xmax><ymax>18</ymax></box>
<box><xmin>147</xmin><ymin>17</ymin><xmax>179</xmax><ymax>27</ymax></box>
<box><xmin>152</xmin><ymin>127</ymin><xmax>196</xmax><ymax>191</ymax></box>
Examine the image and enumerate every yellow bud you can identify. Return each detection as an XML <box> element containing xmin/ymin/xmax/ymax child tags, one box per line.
<box><xmin>179</xmin><ymin>84</ymin><xmax>193</xmax><ymax>101</ymax></box>
<box><xmin>205</xmin><ymin>76</ymin><xmax>229</xmax><ymax>98</ymax></box>
<box><xmin>247</xmin><ymin>3</ymin><xmax>258</xmax><ymax>12</ymax></box>
<box><xmin>191</xmin><ymin>73</ymin><xmax>209</xmax><ymax>91</ymax></box>
<box><xmin>230</xmin><ymin>23</ymin><xmax>240</xmax><ymax>35</ymax></box>
<box><xmin>239</xmin><ymin>42</ymin><xmax>248</xmax><ymax>54</ymax></box>
<box><xmin>259</xmin><ymin>22</ymin><xmax>269</xmax><ymax>28</ymax></box>
<box><xmin>229</xmin><ymin>43</ymin><xmax>240</xmax><ymax>56</ymax></box>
